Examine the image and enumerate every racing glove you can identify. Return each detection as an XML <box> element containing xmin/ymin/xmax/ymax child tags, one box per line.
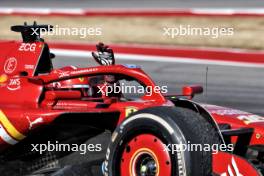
<box><xmin>92</xmin><ymin>42</ymin><xmax>115</xmax><ymax>65</ymax></box>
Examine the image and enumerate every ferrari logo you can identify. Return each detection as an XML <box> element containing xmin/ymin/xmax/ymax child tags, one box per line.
<box><xmin>79</xmin><ymin>77</ymin><xmax>85</xmax><ymax>82</ymax></box>
<box><xmin>125</xmin><ymin>107</ymin><xmax>138</xmax><ymax>117</ymax></box>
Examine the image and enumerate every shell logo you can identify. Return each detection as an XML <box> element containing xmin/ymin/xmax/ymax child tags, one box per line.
<box><xmin>0</xmin><ymin>74</ymin><xmax>8</xmax><ymax>83</ymax></box>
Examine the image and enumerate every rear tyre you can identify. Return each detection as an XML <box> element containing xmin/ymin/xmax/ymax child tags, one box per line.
<box><xmin>103</xmin><ymin>106</ymin><xmax>221</xmax><ymax>176</ymax></box>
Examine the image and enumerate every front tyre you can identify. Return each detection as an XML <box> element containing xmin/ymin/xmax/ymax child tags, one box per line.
<box><xmin>103</xmin><ymin>106</ymin><xmax>221</xmax><ymax>176</ymax></box>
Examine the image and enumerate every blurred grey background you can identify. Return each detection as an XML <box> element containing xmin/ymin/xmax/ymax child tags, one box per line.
<box><xmin>1</xmin><ymin>0</ymin><xmax>264</xmax><ymax>8</ymax></box>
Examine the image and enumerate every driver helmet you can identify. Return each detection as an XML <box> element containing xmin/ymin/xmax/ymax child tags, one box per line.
<box><xmin>51</xmin><ymin>66</ymin><xmax>91</xmax><ymax>96</ymax></box>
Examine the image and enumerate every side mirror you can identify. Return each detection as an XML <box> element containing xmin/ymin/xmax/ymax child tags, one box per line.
<box><xmin>182</xmin><ymin>85</ymin><xmax>203</xmax><ymax>99</ymax></box>
<box><xmin>50</xmin><ymin>53</ymin><xmax>56</xmax><ymax>59</ymax></box>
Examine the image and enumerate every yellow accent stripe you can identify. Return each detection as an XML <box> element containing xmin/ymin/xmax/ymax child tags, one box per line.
<box><xmin>0</xmin><ymin>110</ymin><xmax>25</xmax><ymax>141</ymax></box>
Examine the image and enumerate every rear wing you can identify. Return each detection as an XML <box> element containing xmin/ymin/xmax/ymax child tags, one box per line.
<box><xmin>0</xmin><ymin>22</ymin><xmax>54</xmax><ymax>77</ymax></box>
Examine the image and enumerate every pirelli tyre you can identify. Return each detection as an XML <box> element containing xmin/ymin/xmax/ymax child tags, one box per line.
<box><xmin>103</xmin><ymin>106</ymin><xmax>221</xmax><ymax>176</ymax></box>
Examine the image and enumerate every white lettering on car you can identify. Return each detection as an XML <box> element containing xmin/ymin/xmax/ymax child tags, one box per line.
<box><xmin>18</xmin><ymin>43</ymin><xmax>36</xmax><ymax>52</ymax></box>
<box><xmin>237</xmin><ymin>115</ymin><xmax>264</xmax><ymax>125</ymax></box>
<box><xmin>7</xmin><ymin>78</ymin><xmax>21</xmax><ymax>91</ymax></box>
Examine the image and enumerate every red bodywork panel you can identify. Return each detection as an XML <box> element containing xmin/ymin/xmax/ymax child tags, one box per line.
<box><xmin>0</xmin><ymin>40</ymin><xmax>170</xmax><ymax>150</ymax></box>
<box><xmin>0</xmin><ymin>41</ymin><xmax>43</xmax><ymax>77</ymax></box>
<box><xmin>213</xmin><ymin>152</ymin><xmax>261</xmax><ymax>176</ymax></box>
<box><xmin>203</xmin><ymin>104</ymin><xmax>264</xmax><ymax>145</ymax></box>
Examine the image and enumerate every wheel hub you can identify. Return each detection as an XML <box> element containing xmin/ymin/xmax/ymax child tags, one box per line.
<box><xmin>120</xmin><ymin>134</ymin><xmax>171</xmax><ymax>176</ymax></box>
<box><xmin>137</xmin><ymin>154</ymin><xmax>157</xmax><ymax>176</ymax></box>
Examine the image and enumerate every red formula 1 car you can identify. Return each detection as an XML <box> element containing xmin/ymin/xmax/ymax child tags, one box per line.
<box><xmin>0</xmin><ymin>23</ymin><xmax>263</xmax><ymax>176</ymax></box>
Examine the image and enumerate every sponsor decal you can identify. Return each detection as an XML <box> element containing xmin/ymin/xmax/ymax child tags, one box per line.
<box><xmin>24</xmin><ymin>64</ymin><xmax>35</xmax><ymax>69</ymax></box>
<box><xmin>4</xmin><ymin>57</ymin><xmax>17</xmax><ymax>74</ymax></box>
<box><xmin>210</xmin><ymin>108</ymin><xmax>264</xmax><ymax>124</ymax></box>
<box><xmin>0</xmin><ymin>110</ymin><xmax>25</xmax><ymax>144</ymax></box>
<box><xmin>55</xmin><ymin>68</ymin><xmax>98</xmax><ymax>79</ymax></box>
<box><xmin>55</xmin><ymin>101</ymin><xmax>88</xmax><ymax>108</ymax></box>
<box><xmin>70</xmin><ymin>68</ymin><xmax>98</xmax><ymax>75</ymax></box>
<box><xmin>18</xmin><ymin>43</ymin><xmax>36</xmax><ymax>52</ymax></box>
<box><xmin>125</xmin><ymin>106</ymin><xmax>138</xmax><ymax>117</ymax></box>
<box><xmin>220</xmin><ymin>157</ymin><xmax>243</xmax><ymax>176</ymax></box>
<box><xmin>26</xmin><ymin>116</ymin><xmax>44</xmax><ymax>130</ymax></box>
<box><xmin>0</xmin><ymin>74</ymin><xmax>8</xmax><ymax>87</ymax></box>
<box><xmin>212</xmin><ymin>109</ymin><xmax>248</xmax><ymax>116</ymax></box>
<box><xmin>7</xmin><ymin>78</ymin><xmax>21</xmax><ymax>91</ymax></box>
<box><xmin>58</xmin><ymin>71</ymin><xmax>70</xmax><ymax>78</ymax></box>
<box><xmin>0</xmin><ymin>74</ymin><xmax>8</xmax><ymax>83</ymax></box>
<box><xmin>237</xmin><ymin>115</ymin><xmax>264</xmax><ymax>125</ymax></box>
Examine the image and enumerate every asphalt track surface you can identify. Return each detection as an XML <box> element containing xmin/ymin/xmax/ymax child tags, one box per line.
<box><xmin>1</xmin><ymin>0</ymin><xmax>264</xmax><ymax>8</ymax></box>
